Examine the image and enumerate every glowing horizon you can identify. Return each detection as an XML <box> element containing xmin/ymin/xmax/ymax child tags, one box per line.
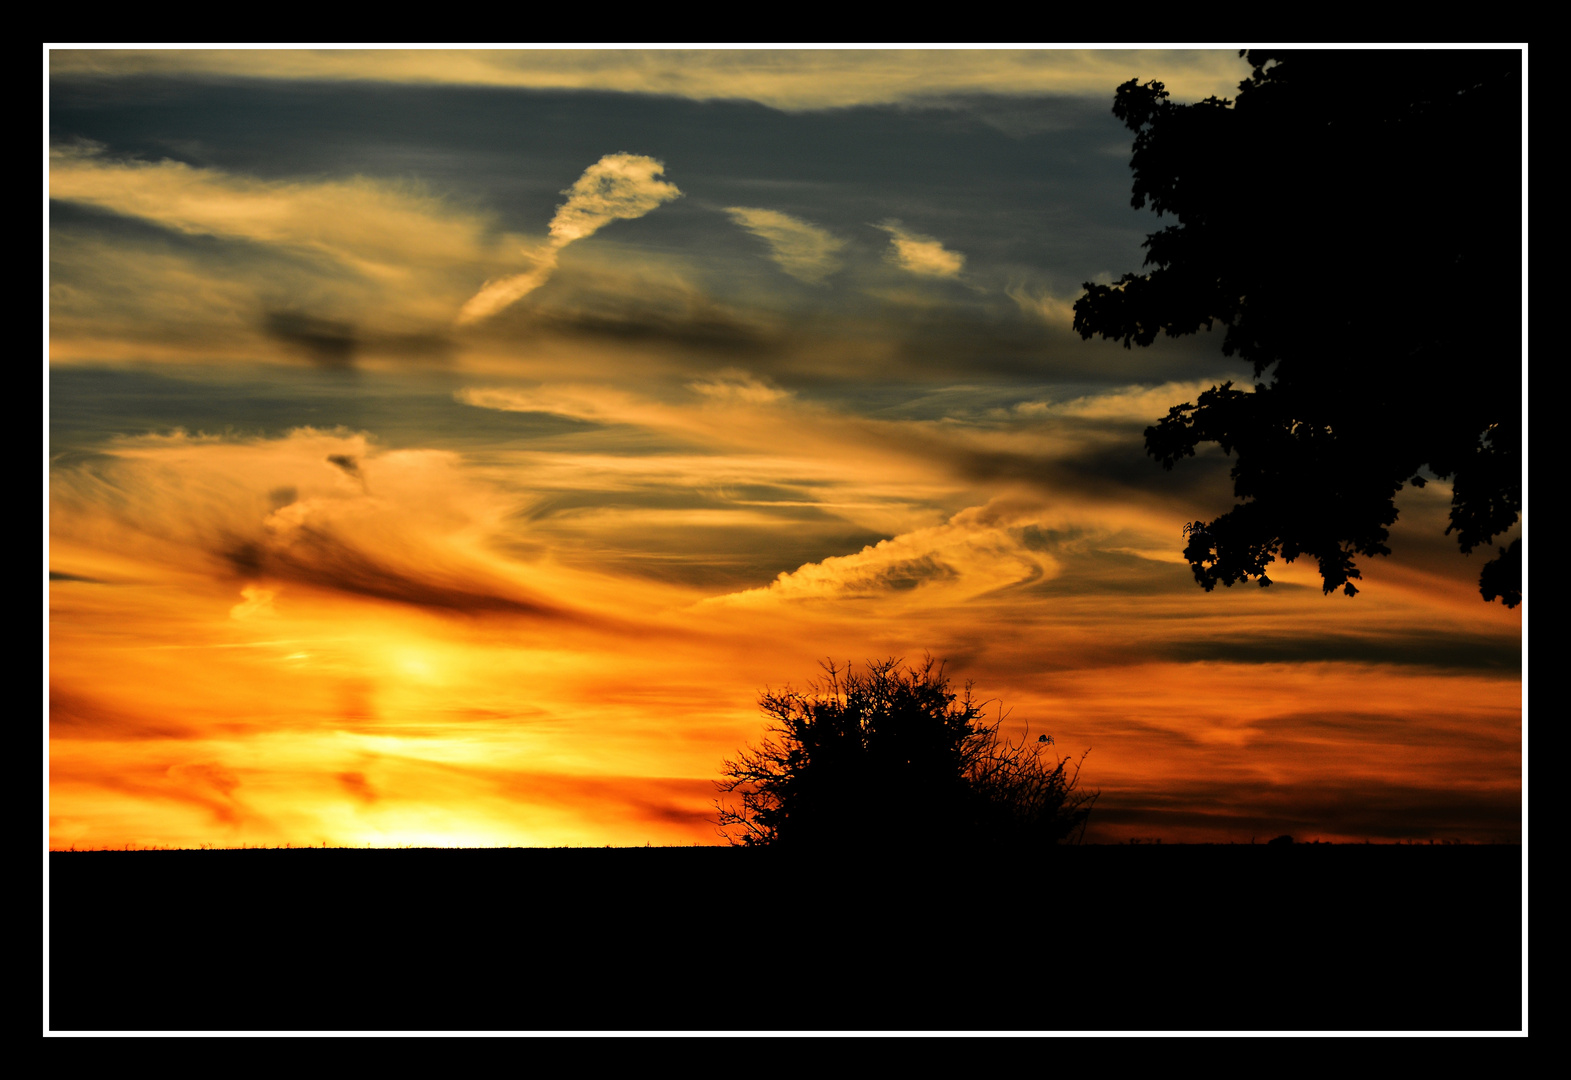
<box><xmin>48</xmin><ymin>49</ymin><xmax>1522</xmax><ymax>850</ymax></box>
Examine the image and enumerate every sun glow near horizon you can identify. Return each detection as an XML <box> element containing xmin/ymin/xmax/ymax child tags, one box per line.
<box><xmin>49</xmin><ymin>48</ymin><xmax>1520</xmax><ymax>852</ymax></box>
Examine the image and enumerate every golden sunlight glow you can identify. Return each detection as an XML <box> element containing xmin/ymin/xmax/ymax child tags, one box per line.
<box><xmin>49</xmin><ymin>49</ymin><xmax>1520</xmax><ymax>851</ymax></box>
<box><xmin>49</xmin><ymin>402</ymin><xmax>1520</xmax><ymax>848</ymax></box>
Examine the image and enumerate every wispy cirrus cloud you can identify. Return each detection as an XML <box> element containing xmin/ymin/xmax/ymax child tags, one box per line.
<box><xmin>455</xmin><ymin>375</ymin><xmax>802</xmax><ymax>443</ymax></box>
<box><xmin>457</xmin><ymin>154</ymin><xmax>682</xmax><ymax>325</ymax></box>
<box><xmin>1006</xmin><ymin>379</ymin><xmax>1231</xmax><ymax>423</ymax></box>
<box><xmin>49</xmin><ymin>144</ymin><xmax>494</xmax><ymax>296</ymax></box>
<box><xmin>48</xmin><ymin>144</ymin><xmax>516</xmax><ymax>364</ymax></box>
<box><xmin>723</xmin><ymin>207</ymin><xmax>844</xmax><ymax>284</ymax></box>
<box><xmin>687</xmin><ymin>370</ymin><xmax>791</xmax><ymax>405</ymax></box>
<box><xmin>455</xmin><ymin>384</ymin><xmax>669</xmax><ymax>427</ymax></box>
<box><xmin>1005</xmin><ymin>281</ymin><xmax>1076</xmax><ymax>327</ymax></box>
<box><xmin>48</xmin><ymin>428</ymin><xmax>596</xmax><ymax>623</ymax></box>
<box><xmin>50</xmin><ymin>49</ymin><xmax>1255</xmax><ymax>111</ymax></box>
<box><xmin>711</xmin><ymin>499</ymin><xmax>1059</xmax><ymax>606</ymax></box>
<box><xmin>875</xmin><ymin>221</ymin><xmax>966</xmax><ymax>278</ymax></box>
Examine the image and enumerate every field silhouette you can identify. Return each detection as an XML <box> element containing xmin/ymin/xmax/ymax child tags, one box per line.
<box><xmin>48</xmin><ymin>843</ymin><xmax>1521</xmax><ymax>1032</ymax></box>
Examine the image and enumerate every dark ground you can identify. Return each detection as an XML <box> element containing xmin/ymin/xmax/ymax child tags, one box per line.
<box><xmin>46</xmin><ymin>844</ymin><xmax>1524</xmax><ymax>1032</ymax></box>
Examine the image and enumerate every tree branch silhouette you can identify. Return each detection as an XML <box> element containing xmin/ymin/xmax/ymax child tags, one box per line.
<box><xmin>1075</xmin><ymin>49</ymin><xmax>1522</xmax><ymax>605</ymax></box>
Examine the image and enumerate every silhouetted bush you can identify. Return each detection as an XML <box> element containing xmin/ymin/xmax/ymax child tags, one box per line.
<box><xmin>714</xmin><ymin>656</ymin><xmax>1096</xmax><ymax>851</ymax></box>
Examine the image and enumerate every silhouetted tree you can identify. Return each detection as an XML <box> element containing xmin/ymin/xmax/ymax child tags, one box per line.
<box><xmin>1074</xmin><ymin>50</ymin><xmax>1522</xmax><ymax>606</ymax></box>
<box><xmin>714</xmin><ymin>657</ymin><xmax>1095</xmax><ymax>850</ymax></box>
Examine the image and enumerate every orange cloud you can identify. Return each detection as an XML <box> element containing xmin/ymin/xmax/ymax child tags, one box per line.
<box><xmin>50</xmin><ymin>392</ymin><xmax>1519</xmax><ymax>850</ymax></box>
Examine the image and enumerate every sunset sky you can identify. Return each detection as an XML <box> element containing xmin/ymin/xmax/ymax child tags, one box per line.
<box><xmin>47</xmin><ymin>49</ymin><xmax>1523</xmax><ymax>849</ymax></box>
